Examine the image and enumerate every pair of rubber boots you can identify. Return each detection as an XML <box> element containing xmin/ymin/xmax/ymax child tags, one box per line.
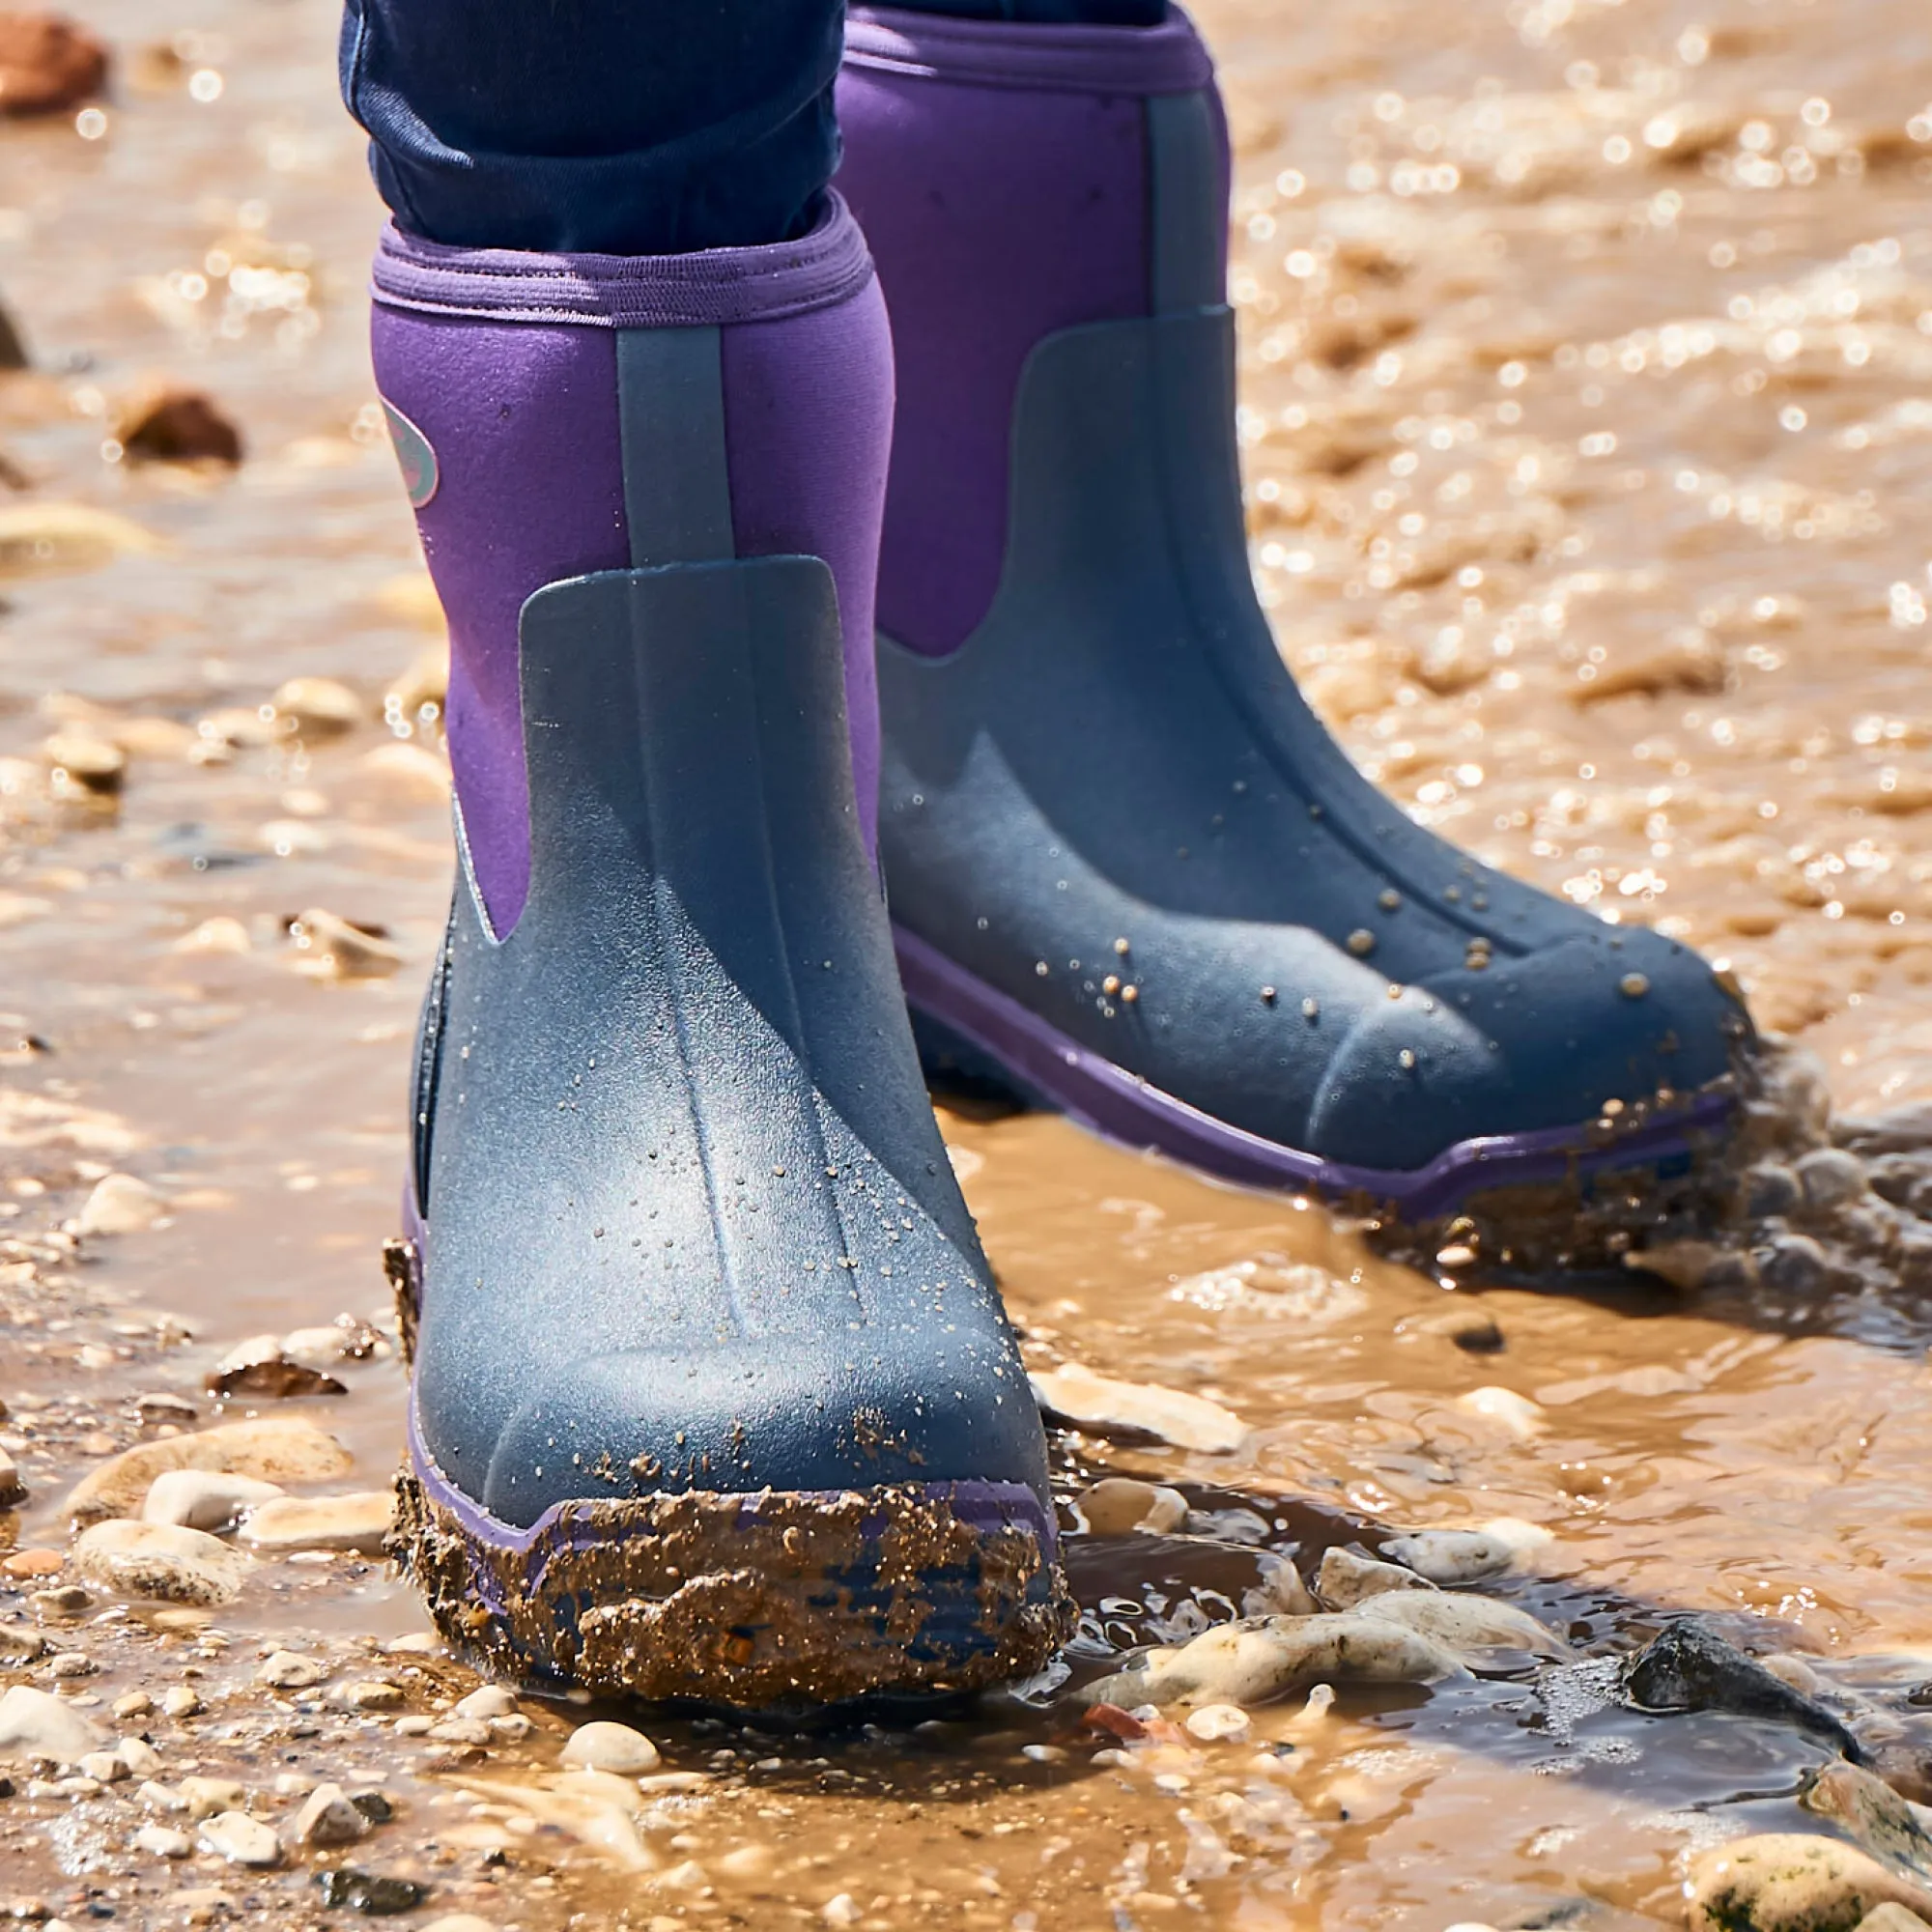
<box><xmin>377</xmin><ymin>8</ymin><xmax>1752</xmax><ymax>1705</ymax></box>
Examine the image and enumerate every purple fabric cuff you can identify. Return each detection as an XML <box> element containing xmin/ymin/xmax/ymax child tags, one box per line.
<box><xmin>372</xmin><ymin>191</ymin><xmax>874</xmax><ymax>328</ymax></box>
<box><xmin>843</xmin><ymin>4</ymin><xmax>1212</xmax><ymax>96</ymax></box>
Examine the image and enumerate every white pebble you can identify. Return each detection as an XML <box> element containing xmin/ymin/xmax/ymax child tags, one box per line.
<box><xmin>560</xmin><ymin>1719</ymin><xmax>661</xmax><ymax>1775</ymax></box>
<box><xmin>132</xmin><ymin>1824</ymin><xmax>192</xmax><ymax>1860</ymax></box>
<box><xmin>199</xmin><ymin>1808</ymin><xmax>281</xmax><ymax>1867</ymax></box>
<box><xmin>0</xmin><ymin>1684</ymin><xmax>108</xmax><ymax>1763</ymax></box>
<box><xmin>451</xmin><ymin>1684</ymin><xmax>519</xmax><ymax>1720</ymax></box>
<box><xmin>1183</xmin><ymin>1704</ymin><xmax>1252</xmax><ymax>1742</ymax></box>
<box><xmin>285</xmin><ymin>1780</ymin><xmax>369</xmax><ymax>1849</ymax></box>
<box><xmin>1453</xmin><ymin>1385</ymin><xmax>1546</xmax><ymax>1440</ymax></box>
<box><xmin>822</xmin><ymin>1897</ymin><xmax>862</xmax><ymax>1928</ymax></box>
<box><xmin>75</xmin><ymin>1174</ymin><xmax>165</xmax><ymax>1236</ymax></box>
<box><xmin>257</xmin><ymin>1650</ymin><xmax>327</xmax><ymax>1690</ymax></box>
<box><xmin>141</xmin><ymin>1469</ymin><xmax>284</xmax><ymax>1533</ymax></box>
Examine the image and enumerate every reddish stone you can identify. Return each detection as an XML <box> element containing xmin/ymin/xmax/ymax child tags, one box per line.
<box><xmin>121</xmin><ymin>390</ymin><xmax>244</xmax><ymax>466</ymax></box>
<box><xmin>1</xmin><ymin>1547</ymin><xmax>64</xmax><ymax>1578</ymax></box>
<box><xmin>0</xmin><ymin>13</ymin><xmax>109</xmax><ymax>118</ymax></box>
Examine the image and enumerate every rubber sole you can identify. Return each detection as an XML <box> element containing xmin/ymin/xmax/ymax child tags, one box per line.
<box><xmin>895</xmin><ymin>924</ymin><xmax>1738</xmax><ymax>1227</ymax></box>
<box><xmin>382</xmin><ymin>1232</ymin><xmax>1074</xmax><ymax>1709</ymax></box>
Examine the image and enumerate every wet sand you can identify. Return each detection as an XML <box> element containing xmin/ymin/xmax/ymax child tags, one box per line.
<box><xmin>4</xmin><ymin>0</ymin><xmax>1932</xmax><ymax>1924</ymax></box>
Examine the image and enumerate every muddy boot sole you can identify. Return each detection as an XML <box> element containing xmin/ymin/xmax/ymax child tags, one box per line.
<box><xmin>383</xmin><ymin>1234</ymin><xmax>1071</xmax><ymax>1707</ymax></box>
<box><xmin>390</xmin><ymin>1452</ymin><xmax>1073</xmax><ymax>1708</ymax></box>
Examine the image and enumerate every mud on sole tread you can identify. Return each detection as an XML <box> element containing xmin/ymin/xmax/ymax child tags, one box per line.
<box><xmin>390</xmin><ymin>1463</ymin><xmax>1074</xmax><ymax>1709</ymax></box>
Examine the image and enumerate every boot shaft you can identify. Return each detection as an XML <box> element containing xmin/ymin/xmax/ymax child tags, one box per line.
<box><xmin>369</xmin><ymin>197</ymin><xmax>894</xmax><ymax>932</ymax></box>
<box><xmin>837</xmin><ymin>4</ymin><xmax>1229</xmax><ymax>655</ymax></box>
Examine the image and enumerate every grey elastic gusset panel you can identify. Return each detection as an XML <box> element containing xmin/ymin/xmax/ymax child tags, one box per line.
<box><xmin>874</xmin><ymin>306</ymin><xmax>1750</xmax><ymax>1172</ymax></box>
<box><xmin>615</xmin><ymin>327</ymin><xmax>735</xmax><ymax>567</ymax></box>
<box><xmin>1147</xmin><ymin>90</ymin><xmax>1224</xmax><ymax>314</ymax></box>
<box><xmin>412</xmin><ymin>554</ymin><xmax>1047</xmax><ymax>1526</ymax></box>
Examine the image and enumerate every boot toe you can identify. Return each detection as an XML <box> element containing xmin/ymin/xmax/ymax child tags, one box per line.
<box><xmin>1305</xmin><ymin>927</ymin><xmax>1746</xmax><ymax>1172</ymax></box>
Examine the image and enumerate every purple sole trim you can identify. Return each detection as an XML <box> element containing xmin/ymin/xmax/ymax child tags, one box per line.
<box><xmin>372</xmin><ymin>193</ymin><xmax>874</xmax><ymax>329</ymax></box>
<box><xmin>406</xmin><ymin>1393</ymin><xmax>1058</xmax><ymax>1575</ymax></box>
<box><xmin>845</xmin><ymin>5</ymin><xmax>1214</xmax><ymax>97</ymax></box>
<box><xmin>894</xmin><ymin>925</ymin><xmax>1736</xmax><ymax>1221</ymax></box>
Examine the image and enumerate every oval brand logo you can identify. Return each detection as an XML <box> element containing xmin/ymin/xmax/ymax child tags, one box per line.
<box><xmin>382</xmin><ymin>398</ymin><xmax>439</xmax><ymax>509</ymax></box>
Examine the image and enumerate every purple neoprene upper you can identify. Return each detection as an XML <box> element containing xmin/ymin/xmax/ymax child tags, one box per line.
<box><xmin>838</xmin><ymin>5</ymin><xmax>1219</xmax><ymax>656</ymax></box>
<box><xmin>370</xmin><ymin>194</ymin><xmax>892</xmax><ymax>933</ymax></box>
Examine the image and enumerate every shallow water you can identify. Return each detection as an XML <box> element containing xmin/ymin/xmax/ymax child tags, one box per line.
<box><xmin>4</xmin><ymin>0</ymin><xmax>1932</xmax><ymax>1924</ymax></box>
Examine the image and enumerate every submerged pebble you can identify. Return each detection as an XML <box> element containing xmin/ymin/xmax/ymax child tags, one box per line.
<box><xmin>1352</xmin><ymin>1587</ymin><xmax>1570</xmax><ymax>1663</ymax></box>
<box><xmin>1315</xmin><ymin>1546</ymin><xmax>1435</xmax><ymax>1607</ymax></box>
<box><xmin>1084</xmin><ymin>1612</ymin><xmax>1465</xmax><ymax>1709</ymax></box>
<box><xmin>1381</xmin><ymin>1521</ymin><xmax>1550</xmax><ymax>1584</ymax></box>
<box><xmin>1075</xmin><ymin>1477</ymin><xmax>1190</xmax><ymax>1536</ymax></box>
<box><xmin>1031</xmin><ymin>1363</ymin><xmax>1248</xmax><ymax>1453</ymax></box>
<box><xmin>286</xmin><ymin>1780</ymin><xmax>370</xmax><ymax>1850</ymax></box>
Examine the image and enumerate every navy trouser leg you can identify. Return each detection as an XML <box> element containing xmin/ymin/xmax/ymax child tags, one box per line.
<box><xmin>341</xmin><ymin>0</ymin><xmax>1166</xmax><ymax>253</ymax></box>
<box><xmin>339</xmin><ymin>0</ymin><xmax>845</xmax><ymax>253</ymax></box>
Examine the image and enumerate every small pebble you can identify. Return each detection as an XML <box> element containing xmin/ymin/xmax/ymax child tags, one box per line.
<box><xmin>425</xmin><ymin>1718</ymin><xmax>491</xmax><ymax>1746</ymax></box>
<box><xmin>198</xmin><ymin>1809</ymin><xmax>282</xmax><ymax>1868</ymax></box>
<box><xmin>1686</xmin><ymin>1833</ymin><xmax>1932</xmax><ymax>1932</ymax></box>
<box><xmin>315</xmin><ymin>1868</ymin><xmax>426</xmax><ymax>1914</ymax></box>
<box><xmin>1795</xmin><ymin>1146</ymin><xmax>1869</xmax><ymax>1211</ymax></box>
<box><xmin>1315</xmin><ymin>1547</ymin><xmax>1435</xmax><ymax>1608</ymax></box>
<box><xmin>74</xmin><ymin>1173</ymin><xmax>164</xmax><ymax>1237</ymax></box>
<box><xmin>132</xmin><ymin>1824</ymin><xmax>192</xmax><ymax>1860</ymax></box>
<box><xmin>560</xmin><ymin>1720</ymin><xmax>661</xmax><ymax>1775</ymax></box>
<box><xmin>1183</xmin><ymin>1704</ymin><xmax>1252</xmax><ymax>1742</ymax></box>
<box><xmin>111</xmin><ymin>1691</ymin><xmax>153</xmax><ymax>1720</ymax></box>
<box><xmin>285</xmin><ymin>1780</ymin><xmax>370</xmax><ymax>1850</ymax></box>
<box><xmin>0</xmin><ymin>1446</ymin><xmax>24</xmax><ymax>1510</ymax></box>
<box><xmin>823</xmin><ymin>1898</ymin><xmax>862</xmax><ymax>1929</ymax></box>
<box><xmin>1075</xmin><ymin>1478</ymin><xmax>1189</xmax><ymax>1537</ymax></box>
<box><xmin>141</xmin><ymin>1469</ymin><xmax>283</xmax><ymax>1532</ymax></box>
<box><xmin>71</xmin><ymin>1520</ymin><xmax>252</xmax><ymax>1606</ymax></box>
<box><xmin>1030</xmin><ymin>1363</ymin><xmax>1247</xmax><ymax>1454</ymax></box>
<box><xmin>1381</xmin><ymin>1520</ymin><xmax>1551</xmax><ymax>1585</ymax></box>
<box><xmin>0</xmin><ymin>1684</ymin><xmax>107</xmax><ymax>1763</ymax></box>
<box><xmin>2</xmin><ymin>1548</ymin><xmax>64</xmax><ymax>1579</ymax></box>
<box><xmin>237</xmin><ymin>1492</ymin><xmax>394</xmax><ymax>1556</ymax></box>
<box><xmin>1453</xmin><ymin>1385</ymin><xmax>1546</xmax><ymax>1440</ymax></box>
<box><xmin>338</xmin><ymin>1680</ymin><xmax>405</xmax><ymax>1713</ymax></box>
<box><xmin>258</xmin><ymin>1650</ymin><xmax>327</xmax><ymax>1690</ymax></box>
<box><xmin>450</xmin><ymin>1685</ymin><xmax>518</xmax><ymax>1720</ymax></box>
<box><xmin>160</xmin><ymin>1685</ymin><xmax>202</xmax><ymax>1719</ymax></box>
<box><xmin>180</xmin><ymin>1776</ymin><xmax>246</xmax><ymax>1819</ymax></box>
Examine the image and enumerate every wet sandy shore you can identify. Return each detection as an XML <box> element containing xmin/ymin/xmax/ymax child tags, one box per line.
<box><xmin>5</xmin><ymin>0</ymin><xmax>1932</xmax><ymax>1925</ymax></box>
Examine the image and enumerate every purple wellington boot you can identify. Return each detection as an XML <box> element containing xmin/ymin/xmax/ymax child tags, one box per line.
<box><xmin>836</xmin><ymin>9</ymin><xmax>1754</xmax><ymax>1257</ymax></box>
<box><xmin>370</xmin><ymin>198</ymin><xmax>1069</xmax><ymax>1706</ymax></box>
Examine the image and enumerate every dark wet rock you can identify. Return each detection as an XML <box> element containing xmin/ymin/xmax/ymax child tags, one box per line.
<box><xmin>316</xmin><ymin>1869</ymin><xmax>426</xmax><ymax>1915</ymax></box>
<box><xmin>349</xmin><ymin>1791</ymin><xmax>394</xmax><ymax>1824</ymax></box>
<box><xmin>1623</xmin><ymin>1622</ymin><xmax>1863</xmax><ymax>1759</ymax></box>
<box><xmin>203</xmin><ymin>1353</ymin><xmax>347</xmax><ymax>1400</ymax></box>
<box><xmin>0</xmin><ymin>300</ymin><xmax>23</xmax><ymax>371</ymax></box>
<box><xmin>1746</xmin><ymin>1163</ymin><xmax>1804</xmax><ymax>1218</ymax></box>
<box><xmin>1866</xmin><ymin>1154</ymin><xmax>1932</xmax><ymax>1219</ymax></box>
<box><xmin>0</xmin><ymin>13</ymin><xmax>108</xmax><ymax>117</ymax></box>
<box><xmin>120</xmin><ymin>389</ymin><xmax>243</xmax><ymax>466</ymax></box>
<box><xmin>1756</xmin><ymin>1231</ymin><xmax>1832</xmax><ymax>1293</ymax></box>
